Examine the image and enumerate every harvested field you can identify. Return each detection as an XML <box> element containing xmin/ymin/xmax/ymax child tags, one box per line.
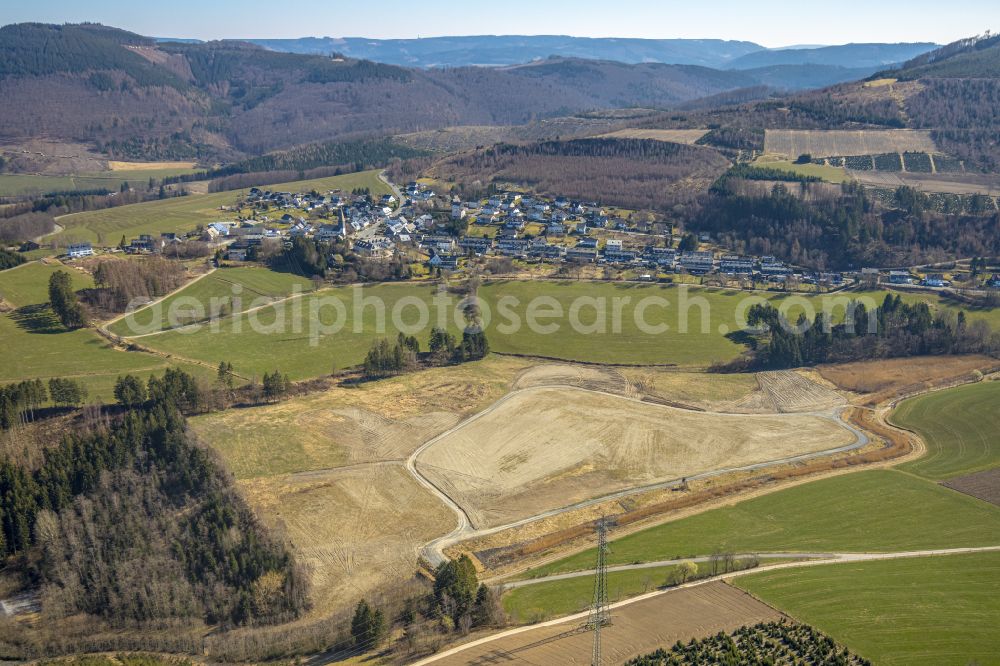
<box><xmin>622</xmin><ymin>368</ymin><xmax>760</xmax><ymax>411</ymax></box>
<box><xmin>755</xmin><ymin>370</ymin><xmax>846</xmax><ymax>413</ymax></box>
<box><xmin>942</xmin><ymin>468</ymin><xmax>1000</xmax><ymax>506</ymax></box>
<box><xmin>190</xmin><ymin>356</ymin><xmax>531</xmax><ymax>479</ymax></box>
<box><xmin>239</xmin><ymin>464</ymin><xmax>454</xmax><ymax>618</ymax></box>
<box><xmin>424</xmin><ymin>582</ymin><xmax>784</xmax><ymax>666</ymax></box>
<box><xmin>417</xmin><ymin>387</ymin><xmax>855</xmax><ymax>528</ymax></box>
<box><xmin>514</xmin><ymin>363</ymin><xmax>635</xmax><ymax>397</ymax></box>
<box><xmin>818</xmin><ymin>354</ymin><xmax>997</xmax><ymax>404</ymax></box>
<box><xmin>598</xmin><ymin>129</ymin><xmax>709</xmax><ymax>144</ymax></box>
<box><xmin>764</xmin><ymin>130</ymin><xmax>937</xmax><ymax>158</ymax></box>
<box><xmin>851</xmin><ymin>170</ymin><xmax>1000</xmax><ymax>196</ymax></box>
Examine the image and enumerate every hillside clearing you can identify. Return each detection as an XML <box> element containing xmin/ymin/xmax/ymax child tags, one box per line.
<box><xmin>417</xmin><ymin>386</ymin><xmax>856</xmax><ymax>529</ymax></box>
<box><xmin>597</xmin><ymin>128</ymin><xmax>709</xmax><ymax>144</ymax></box>
<box><xmin>764</xmin><ymin>129</ymin><xmax>937</xmax><ymax>158</ymax></box>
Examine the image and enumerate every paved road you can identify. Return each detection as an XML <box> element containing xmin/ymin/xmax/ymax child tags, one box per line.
<box><xmin>408</xmin><ymin>545</ymin><xmax>1000</xmax><ymax>666</ymax></box>
<box><xmin>406</xmin><ymin>384</ymin><xmax>870</xmax><ymax>568</ymax></box>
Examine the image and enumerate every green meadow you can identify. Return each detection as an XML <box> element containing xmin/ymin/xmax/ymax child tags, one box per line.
<box><xmin>521</xmin><ymin>470</ymin><xmax>1000</xmax><ymax>577</ymax></box>
<box><xmin>108</xmin><ymin>266</ymin><xmax>315</xmax><ymax>336</ymax></box>
<box><xmin>736</xmin><ymin>551</ymin><xmax>1000</xmax><ymax>666</ymax></box>
<box><xmin>54</xmin><ymin>169</ymin><xmax>390</xmax><ymax>244</ymax></box>
<box><xmin>892</xmin><ymin>380</ymin><xmax>1000</xmax><ymax>480</ymax></box>
<box><xmin>0</xmin><ymin>261</ymin><xmax>212</xmax><ymax>402</ymax></box>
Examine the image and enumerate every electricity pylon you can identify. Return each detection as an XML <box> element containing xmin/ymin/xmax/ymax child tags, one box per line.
<box><xmin>587</xmin><ymin>517</ymin><xmax>612</xmax><ymax>666</ymax></box>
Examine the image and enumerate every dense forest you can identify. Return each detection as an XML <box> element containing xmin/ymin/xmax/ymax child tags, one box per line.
<box><xmin>693</xmin><ymin>181</ymin><xmax>1000</xmax><ymax>269</ymax></box>
<box><xmin>432</xmin><ymin>138</ymin><xmax>730</xmax><ymax>211</ymax></box>
<box><xmin>0</xmin><ymin>369</ymin><xmax>308</xmax><ymax>641</ymax></box>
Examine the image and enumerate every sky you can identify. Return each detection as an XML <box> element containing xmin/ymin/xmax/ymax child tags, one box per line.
<box><xmin>1</xmin><ymin>0</ymin><xmax>998</xmax><ymax>47</ymax></box>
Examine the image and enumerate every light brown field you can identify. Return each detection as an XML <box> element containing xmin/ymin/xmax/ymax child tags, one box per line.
<box><xmin>851</xmin><ymin>170</ymin><xmax>1000</xmax><ymax>196</ymax></box>
<box><xmin>190</xmin><ymin>356</ymin><xmax>532</xmax><ymax>479</ymax></box>
<box><xmin>426</xmin><ymin>581</ymin><xmax>784</xmax><ymax>666</ymax></box>
<box><xmin>240</xmin><ymin>463</ymin><xmax>454</xmax><ymax>617</ymax></box>
<box><xmin>418</xmin><ymin>386</ymin><xmax>855</xmax><ymax>528</ymax></box>
<box><xmin>764</xmin><ymin>129</ymin><xmax>937</xmax><ymax>158</ymax></box>
<box><xmin>107</xmin><ymin>160</ymin><xmax>199</xmax><ymax>171</ymax></box>
<box><xmin>598</xmin><ymin>128</ymin><xmax>709</xmax><ymax>144</ymax></box>
<box><xmin>818</xmin><ymin>354</ymin><xmax>997</xmax><ymax>402</ymax></box>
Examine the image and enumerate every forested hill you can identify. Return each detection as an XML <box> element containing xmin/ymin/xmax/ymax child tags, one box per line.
<box><xmin>0</xmin><ymin>22</ymin><xmax>926</xmax><ymax>162</ymax></box>
<box><xmin>875</xmin><ymin>33</ymin><xmax>1000</xmax><ymax>79</ymax></box>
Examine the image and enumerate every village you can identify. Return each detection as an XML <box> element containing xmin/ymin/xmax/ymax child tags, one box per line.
<box><xmin>51</xmin><ymin>179</ymin><xmax>1000</xmax><ymax>293</ymax></box>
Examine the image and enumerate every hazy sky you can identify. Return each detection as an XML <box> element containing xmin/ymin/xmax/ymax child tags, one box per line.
<box><xmin>2</xmin><ymin>0</ymin><xmax>998</xmax><ymax>47</ymax></box>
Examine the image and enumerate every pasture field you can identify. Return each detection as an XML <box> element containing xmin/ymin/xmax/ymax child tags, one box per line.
<box><xmin>763</xmin><ymin>129</ymin><xmax>937</xmax><ymax>158</ymax></box>
<box><xmin>752</xmin><ymin>155</ymin><xmax>851</xmax><ymax>183</ymax></box>
<box><xmin>54</xmin><ymin>170</ymin><xmax>389</xmax><ymax>244</ymax></box>
<box><xmin>597</xmin><ymin>128</ymin><xmax>709</xmax><ymax>144</ymax></box>
<box><xmin>108</xmin><ymin>266</ymin><xmax>315</xmax><ymax>336</ymax></box>
<box><xmin>0</xmin><ymin>261</ymin><xmax>212</xmax><ymax>401</ymax></box>
<box><xmin>892</xmin><ymin>380</ymin><xmax>1000</xmax><ymax>480</ymax></box>
<box><xmin>735</xmin><ymin>551</ymin><xmax>1000</xmax><ymax>666</ymax></box>
<box><xmin>432</xmin><ymin>582</ymin><xmax>783</xmax><ymax>665</ymax></box>
<box><xmin>189</xmin><ymin>356</ymin><xmax>531</xmax><ymax>479</ymax></box>
<box><xmin>0</xmin><ymin>261</ymin><xmax>93</xmax><ymax>308</ymax></box>
<box><xmin>522</xmin><ymin>470</ymin><xmax>1000</xmax><ymax>577</ymax></box>
<box><xmin>239</xmin><ymin>464</ymin><xmax>454</xmax><ymax>620</ymax></box>
<box><xmin>503</xmin><ymin>562</ymin><xmax>711</xmax><ymax>622</ymax></box>
<box><xmin>126</xmin><ymin>283</ymin><xmax>463</xmax><ymax>381</ymax></box>
<box><xmin>118</xmin><ymin>280</ymin><xmax>1000</xmax><ymax>380</ymax></box>
<box><xmin>418</xmin><ymin>386</ymin><xmax>855</xmax><ymax>528</ymax></box>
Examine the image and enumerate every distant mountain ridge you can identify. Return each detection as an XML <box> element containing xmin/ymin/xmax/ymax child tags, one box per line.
<box><xmin>233</xmin><ymin>35</ymin><xmax>937</xmax><ymax>71</ymax></box>
<box><xmin>240</xmin><ymin>35</ymin><xmax>763</xmax><ymax>68</ymax></box>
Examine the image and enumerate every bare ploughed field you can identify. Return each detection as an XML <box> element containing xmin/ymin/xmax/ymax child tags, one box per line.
<box><xmin>427</xmin><ymin>581</ymin><xmax>784</xmax><ymax>666</ymax></box>
<box><xmin>598</xmin><ymin>128</ymin><xmax>709</xmax><ymax>144</ymax></box>
<box><xmin>240</xmin><ymin>463</ymin><xmax>454</xmax><ymax>618</ymax></box>
<box><xmin>755</xmin><ymin>370</ymin><xmax>846</xmax><ymax>413</ymax></box>
<box><xmin>417</xmin><ymin>386</ymin><xmax>854</xmax><ymax>528</ymax></box>
<box><xmin>942</xmin><ymin>468</ymin><xmax>1000</xmax><ymax>506</ymax></box>
<box><xmin>764</xmin><ymin>129</ymin><xmax>936</xmax><ymax>158</ymax></box>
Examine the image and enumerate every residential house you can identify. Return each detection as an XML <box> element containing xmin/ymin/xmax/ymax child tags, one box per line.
<box><xmin>565</xmin><ymin>247</ymin><xmax>598</xmax><ymax>263</ymax></box>
<box><xmin>67</xmin><ymin>242</ymin><xmax>94</xmax><ymax>258</ymax></box>
<box><xmin>679</xmin><ymin>251</ymin><xmax>715</xmax><ymax>274</ymax></box>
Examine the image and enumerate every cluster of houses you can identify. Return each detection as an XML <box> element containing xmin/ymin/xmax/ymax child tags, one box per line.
<box><xmin>48</xmin><ymin>181</ymin><xmax>1000</xmax><ymax>294</ymax></box>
